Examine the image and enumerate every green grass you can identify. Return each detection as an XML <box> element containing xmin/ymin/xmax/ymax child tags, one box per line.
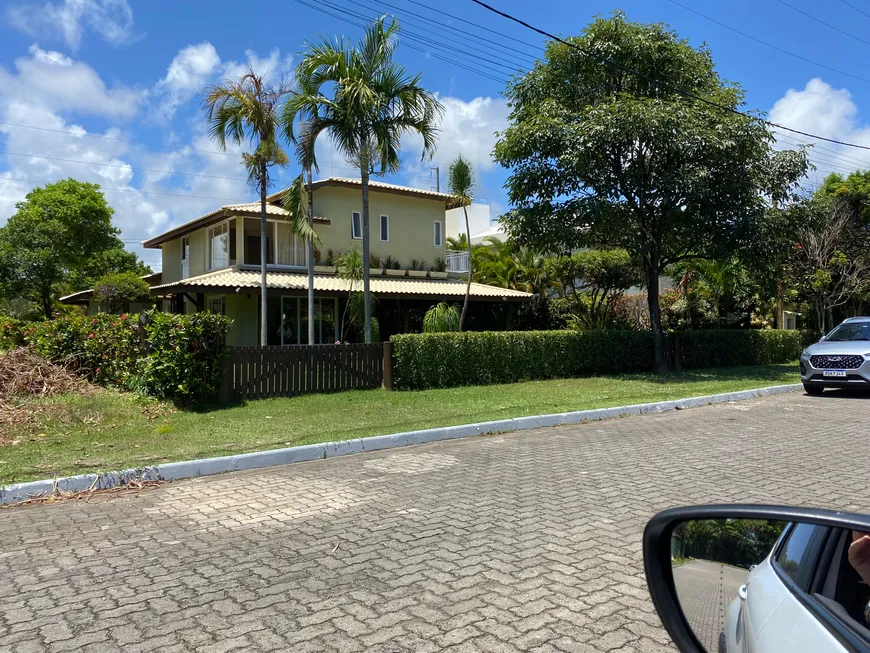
<box><xmin>0</xmin><ymin>363</ymin><xmax>799</xmax><ymax>484</ymax></box>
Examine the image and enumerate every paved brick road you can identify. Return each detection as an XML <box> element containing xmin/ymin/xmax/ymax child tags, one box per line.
<box><xmin>2</xmin><ymin>392</ymin><xmax>869</xmax><ymax>653</ymax></box>
<box><xmin>672</xmin><ymin>560</ymin><xmax>747</xmax><ymax>651</ymax></box>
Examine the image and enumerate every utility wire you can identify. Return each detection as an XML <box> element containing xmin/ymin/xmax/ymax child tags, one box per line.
<box><xmin>293</xmin><ymin>0</ymin><xmax>510</xmax><ymax>83</ymax></box>
<box><xmin>667</xmin><ymin>0</ymin><xmax>870</xmax><ymax>85</ymax></box>
<box><xmin>2</xmin><ymin>151</ymin><xmax>249</xmax><ymax>182</ymax></box>
<box><xmin>0</xmin><ymin>176</ymin><xmax>247</xmax><ymax>202</ymax></box>
<box><xmin>468</xmin><ymin>0</ymin><xmax>870</xmax><ymax>151</ymax></box>
<box><xmin>840</xmin><ymin>0</ymin><xmax>870</xmax><ymax>20</ymax></box>
<box><xmin>775</xmin><ymin>0</ymin><xmax>870</xmax><ymax>48</ymax></box>
<box><xmin>407</xmin><ymin>0</ymin><xmax>541</xmax><ymax>52</ymax></box>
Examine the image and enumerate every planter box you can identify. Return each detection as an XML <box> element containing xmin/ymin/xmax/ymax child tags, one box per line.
<box><xmin>314</xmin><ymin>265</ymin><xmax>335</xmax><ymax>274</ymax></box>
<box><xmin>369</xmin><ymin>268</ymin><xmax>384</xmax><ymax>276</ymax></box>
<box><xmin>407</xmin><ymin>270</ymin><xmax>428</xmax><ymax>278</ymax></box>
<box><xmin>429</xmin><ymin>271</ymin><xmax>448</xmax><ymax>278</ymax></box>
<box><xmin>385</xmin><ymin>269</ymin><xmax>406</xmax><ymax>277</ymax></box>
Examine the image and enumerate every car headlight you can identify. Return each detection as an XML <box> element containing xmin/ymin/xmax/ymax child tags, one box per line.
<box><xmin>801</xmin><ymin>349</ymin><xmax>811</xmax><ymax>357</ymax></box>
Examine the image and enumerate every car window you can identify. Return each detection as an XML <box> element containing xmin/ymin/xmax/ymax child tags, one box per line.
<box><xmin>776</xmin><ymin>523</ymin><xmax>830</xmax><ymax>590</ymax></box>
<box><xmin>826</xmin><ymin>322</ymin><xmax>870</xmax><ymax>341</ymax></box>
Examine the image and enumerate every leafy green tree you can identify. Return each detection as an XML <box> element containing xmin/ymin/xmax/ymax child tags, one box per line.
<box><xmin>68</xmin><ymin>241</ymin><xmax>152</xmax><ymax>292</ymax></box>
<box><xmin>204</xmin><ymin>66</ymin><xmax>293</xmax><ymax>346</ymax></box>
<box><xmin>447</xmin><ymin>156</ymin><xmax>476</xmax><ymax>331</ymax></box>
<box><xmin>546</xmin><ymin>249</ymin><xmax>642</xmax><ymax>329</ymax></box>
<box><xmin>423</xmin><ymin>302</ymin><xmax>460</xmax><ymax>333</ymax></box>
<box><xmin>285</xmin><ymin>16</ymin><xmax>443</xmax><ymax>343</ymax></box>
<box><xmin>0</xmin><ymin>179</ymin><xmax>127</xmax><ymax>318</ymax></box>
<box><xmin>493</xmin><ymin>12</ymin><xmax>807</xmax><ymax>371</ymax></box>
<box><xmin>93</xmin><ymin>271</ymin><xmax>152</xmax><ymax>313</ymax></box>
<box><xmin>817</xmin><ymin>170</ymin><xmax>870</xmax><ymax>224</ymax></box>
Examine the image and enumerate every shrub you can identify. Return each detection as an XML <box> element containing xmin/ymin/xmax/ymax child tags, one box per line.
<box><xmin>0</xmin><ymin>316</ymin><xmax>27</xmax><ymax>350</ymax></box>
<box><xmin>93</xmin><ymin>271</ymin><xmax>152</xmax><ymax>313</ymax></box>
<box><xmin>679</xmin><ymin>329</ymin><xmax>802</xmax><ymax>369</ymax></box>
<box><xmin>26</xmin><ymin>312</ymin><xmax>139</xmax><ymax>388</ymax></box>
<box><xmin>136</xmin><ymin>311</ymin><xmax>231</xmax><ymax>403</ymax></box>
<box><xmin>423</xmin><ymin>303</ymin><xmax>460</xmax><ymax>333</ymax></box>
<box><xmin>391</xmin><ymin>330</ymin><xmax>655</xmax><ymax>390</ymax></box>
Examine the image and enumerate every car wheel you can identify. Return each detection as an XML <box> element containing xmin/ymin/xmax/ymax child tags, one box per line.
<box><xmin>803</xmin><ymin>383</ymin><xmax>824</xmax><ymax>396</ymax></box>
<box><xmin>719</xmin><ymin>631</ymin><xmax>727</xmax><ymax>653</ymax></box>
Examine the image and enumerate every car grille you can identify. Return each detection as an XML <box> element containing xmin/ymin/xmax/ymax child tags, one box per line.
<box><xmin>810</xmin><ymin>354</ymin><xmax>864</xmax><ymax>369</ymax></box>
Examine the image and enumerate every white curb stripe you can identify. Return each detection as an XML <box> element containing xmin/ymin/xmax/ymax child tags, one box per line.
<box><xmin>0</xmin><ymin>383</ymin><xmax>802</xmax><ymax>506</ymax></box>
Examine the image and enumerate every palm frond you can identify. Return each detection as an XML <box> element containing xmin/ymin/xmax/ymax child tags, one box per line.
<box><xmin>280</xmin><ymin>174</ymin><xmax>320</xmax><ymax>243</ymax></box>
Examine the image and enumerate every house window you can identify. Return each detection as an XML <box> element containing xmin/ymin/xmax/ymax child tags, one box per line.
<box><xmin>181</xmin><ymin>236</ymin><xmax>190</xmax><ymax>279</ymax></box>
<box><xmin>275</xmin><ymin>220</ymin><xmax>307</xmax><ymax>267</ymax></box>
<box><xmin>209</xmin><ymin>296</ymin><xmax>226</xmax><ymax>315</ymax></box>
<box><xmin>207</xmin><ymin>222</ymin><xmax>235</xmax><ymax>271</ymax></box>
<box><xmin>434</xmin><ymin>220</ymin><xmax>443</xmax><ymax>247</ymax></box>
<box><xmin>351</xmin><ymin>212</ymin><xmax>362</xmax><ymax>240</ymax></box>
<box><xmin>380</xmin><ymin>215</ymin><xmax>389</xmax><ymax>242</ymax></box>
<box><xmin>243</xmin><ymin>218</ymin><xmax>274</xmax><ymax>265</ymax></box>
<box><xmin>280</xmin><ymin>296</ymin><xmax>339</xmax><ymax>345</ymax></box>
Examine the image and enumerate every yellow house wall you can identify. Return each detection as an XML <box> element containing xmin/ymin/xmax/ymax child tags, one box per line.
<box><xmin>220</xmin><ymin>292</ymin><xmax>258</xmax><ymax>346</ymax></box>
<box><xmin>313</xmin><ymin>186</ymin><xmax>446</xmax><ymax>268</ymax></box>
<box><xmin>161</xmin><ymin>238</ymin><xmax>181</xmax><ymax>283</ymax></box>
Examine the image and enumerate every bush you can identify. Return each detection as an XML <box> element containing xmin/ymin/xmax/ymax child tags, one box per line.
<box><xmin>679</xmin><ymin>329</ymin><xmax>802</xmax><ymax>369</ymax></box>
<box><xmin>0</xmin><ymin>317</ymin><xmax>27</xmax><ymax>350</ymax></box>
<box><xmin>26</xmin><ymin>313</ymin><xmax>139</xmax><ymax>388</ymax></box>
<box><xmin>93</xmin><ymin>271</ymin><xmax>152</xmax><ymax>313</ymax></box>
<box><xmin>136</xmin><ymin>311</ymin><xmax>231</xmax><ymax>403</ymax></box>
<box><xmin>24</xmin><ymin>310</ymin><xmax>230</xmax><ymax>402</ymax></box>
<box><xmin>391</xmin><ymin>330</ymin><xmax>655</xmax><ymax>390</ymax></box>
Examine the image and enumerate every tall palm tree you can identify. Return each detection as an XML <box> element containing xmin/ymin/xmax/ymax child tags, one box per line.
<box><xmin>203</xmin><ymin>67</ymin><xmax>292</xmax><ymax>346</ymax></box>
<box><xmin>283</xmin><ymin>16</ymin><xmax>443</xmax><ymax>343</ymax></box>
<box><xmin>447</xmin><ymin>155</ymin><xmax>475</xmax><ymax>331</ymax></box>
<box><xmin>280</xmin><ymin>174</ymin><xmax>319</xmax><ymax>342</ymax></box>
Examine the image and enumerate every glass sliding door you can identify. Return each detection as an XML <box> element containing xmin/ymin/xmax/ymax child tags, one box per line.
<box><xmin>280</xmin><ymin>297</ymin><xmax>339</xmax><ymax>344</ymax></box>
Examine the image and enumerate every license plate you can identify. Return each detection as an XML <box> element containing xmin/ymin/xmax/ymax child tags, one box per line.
<box><xmin>823</xmin><ymin>370</ymin><xmax>847</xmax><ymax>378</ymax></box>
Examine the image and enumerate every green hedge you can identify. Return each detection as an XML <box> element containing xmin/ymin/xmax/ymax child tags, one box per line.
<box><xmin>25</xmin><ymin>310</ymin><xmax>230</xmax><ymax>403</ymax></box>
<box><xmin>0</xmin><ymin>317</ymin><xmax>27</xmax><ymax>350</ymax></box>
<box><xmin>391</xmin><ymin>329</ymin><xmax>801</xmax><ymax>390</ymax></box>
<box><xmin>391</xmin><ymin>330</ymin><xmax>655</xmax><ymax>390</ymax></box>
<box><xmin>679</xmin><ymin>329</ymin><xmax>802</xmax><ymax>369</ymax></box>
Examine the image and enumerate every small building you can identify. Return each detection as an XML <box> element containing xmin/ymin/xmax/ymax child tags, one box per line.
<box><xmin>61</xmin><ymin>178</ymin><xmax>532</xmax><ymax>345</ymax></box>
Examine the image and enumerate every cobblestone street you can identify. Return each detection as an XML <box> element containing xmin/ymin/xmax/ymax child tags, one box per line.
<box><xmin>2</xmin><ymin>392</ymin><xmax>869</xmax><ymax>652</ymax></box>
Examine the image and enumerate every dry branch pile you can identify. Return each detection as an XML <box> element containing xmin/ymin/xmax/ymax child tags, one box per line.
<box><xmin>0</xmin><ymin>348</ymin><xmax>90</xmax><ymax>399</ymax></box>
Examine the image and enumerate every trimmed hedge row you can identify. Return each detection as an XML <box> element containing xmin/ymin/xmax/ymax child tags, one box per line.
<box><xmin>679</xmin><ymin>329</ymin><xmax>802</xmax><ymax>369</ymax></box>
<box><xmin>25</xmin><ymin>310</ymin><xmax>230</xmax><ymax>403</ymax></box>
<box><xmin>391</xmin><ymin>330</ymin><xmax>655</xmax><ymax>390</ymax></box>
<box><xmin>391</xmin><ymin>329</ymin><xmax>801</xmax><ymax>390</ymax></box>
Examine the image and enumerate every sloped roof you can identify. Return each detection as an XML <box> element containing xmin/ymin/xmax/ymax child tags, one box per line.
<box><xmin>150</xmin><ymin>268</ymin><xmax>532</xmax><ymax>300</ymax></box>
<box><xmin>267</xmin><ymin>177</ymin><xmax>453</xmax><ymax>203</ymax></box>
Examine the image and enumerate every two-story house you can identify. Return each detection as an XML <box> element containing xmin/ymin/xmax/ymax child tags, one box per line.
<box><xmin>95</xmin><ymin>177</ymin><xmax>530</xmax><ymax>346</ymax></box>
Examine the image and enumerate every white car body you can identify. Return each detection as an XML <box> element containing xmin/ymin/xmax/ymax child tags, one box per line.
<box><xmin>724</xmin><ymin>551</ymin><xmax>845</xmax><ymax>653</ymax></box>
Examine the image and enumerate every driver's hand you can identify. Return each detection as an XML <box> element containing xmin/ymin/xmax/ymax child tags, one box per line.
<box><xmin>849</xmin><ymin>531</ymin><xmax>870</xmax><ymax>585</ymax></box>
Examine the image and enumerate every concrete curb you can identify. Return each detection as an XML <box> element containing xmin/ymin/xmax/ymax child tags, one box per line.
<box><xmin>0</xmin><ymin>383</ymin><xmax>802</xmax><ymax>506</ymax></box>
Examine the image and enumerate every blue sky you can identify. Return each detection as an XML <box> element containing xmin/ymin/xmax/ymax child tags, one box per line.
<box><xmin>2</xmin><ymin>0</ymin><xmax>870</xmax><ymax>272</ymax></box>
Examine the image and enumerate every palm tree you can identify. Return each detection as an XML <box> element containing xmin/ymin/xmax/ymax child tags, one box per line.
<box><xmin>280</xmin><ymin>175</ymin><xmax>319</xmax><ymax>340</ymax></box>
<box><xmin>447</xmin><ymin>156</ymin><xmax>475</xmax><ymax>331</ymax></box>
<box><xmin>203</xmin><ymin>67</ymin><xmax>293</xmax><ymax>346</ymax></box>
<box><xmin>284</xmin><ymin>16</ymin><xmax>443</xmax><ymax>343</ymax></box>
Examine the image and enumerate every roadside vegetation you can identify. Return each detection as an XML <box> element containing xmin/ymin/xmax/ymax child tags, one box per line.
<box><xmin>1</xmin><ymin>363</ymin><xmax>798</xmax><ymax>484</ymax></box>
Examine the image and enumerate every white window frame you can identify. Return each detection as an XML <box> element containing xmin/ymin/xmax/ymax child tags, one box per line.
<box><xmin>181</xmin><ymin>236</ymin><xmax>190</xmax><ymax>279</ymax></box>
<box><xmin>351</xmin><ymin>212</ymin><xmax>363</xmax><ymax>240</ymax></box>
<box><xmin>379</xmin><ymin>214</ymin><xmax>390</xmax><ymax>242</ymax></box>
<box><xmin>433</xmin><ymin>220</ymin><xmax>443</xmax><ymax>247</ymax></box>
<box><xmin>207</xmin><ymin>221</ymin><xmax>231</xmax><ymax>272</ymax></box>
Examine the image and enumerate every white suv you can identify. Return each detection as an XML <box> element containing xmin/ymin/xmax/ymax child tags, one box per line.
<box><xmin>723</xmin><ymin>522</ymin><xmax>870</xmax><ymax>652</ymax></box>
<box><xmin>800</xmin><ymin>317</ymin><xmax>870</xmax><ymax>394</ymax></box>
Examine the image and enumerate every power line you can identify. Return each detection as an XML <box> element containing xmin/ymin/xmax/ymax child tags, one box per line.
<box><xmin>0</xmin><ymin>176</ymin><xmax>247</xmax><ymax>202</ymax></box>
<box><xmin>840</xmin><ymin>0</ymin><xmax>870</xmax><ymax>20</ymax></box>
<box><xmin>293</xmin><ymin>0</ymin><xmax>510</xmax><ymax>83</ymax></box>
<box><xmin>667</xmin><ymin>0</ymin><xmax>870</xmax><ymax>85</ymax></box>
<box><xmin>468</xmin><ymin>0</ymin><xmax>870</xmax><ymax>151</ymax></box>
<box><xmin>407</xmin><ymin>0</ymin><xmax>541</xmax><ymax>52</ymax></box>
<box><xmin>2</xmin><ymin>151</ymin><xmax>249</xmax><ymax>182</ymax></box>
<box><xmin>775</xmin><ymin>0</ymin><xmax>870</xmax><ymax>48</ymax></box>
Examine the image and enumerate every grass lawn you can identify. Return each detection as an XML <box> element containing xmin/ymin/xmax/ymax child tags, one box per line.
<box><xmin>0</xmin><ymin>363</ymin><xmax>798</xmax><ymax>484</ymax></box>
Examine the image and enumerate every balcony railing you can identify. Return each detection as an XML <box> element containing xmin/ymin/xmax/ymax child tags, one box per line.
<box><xmin>446</xmin><ymin>250</ymin><xmax>469</xmax><ymax>273</ymax></box>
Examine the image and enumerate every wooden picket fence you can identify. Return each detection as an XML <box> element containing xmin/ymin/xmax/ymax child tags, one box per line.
<box><xmin>220</xmin><ymin>343</ymin><xmax>386</xmax><ymax>402</ymax></box>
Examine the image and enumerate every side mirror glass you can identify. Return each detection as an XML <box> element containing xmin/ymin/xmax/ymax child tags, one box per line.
<box><xmin>644</xmin><ymin>505</ymin><xmax>870</xmax><ymax>652</ymax></box>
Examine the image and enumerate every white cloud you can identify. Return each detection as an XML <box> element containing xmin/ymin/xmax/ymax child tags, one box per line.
<box><xmin>401</xmin><ymin>95</ymin><xmax>509</xmax><ymax>190</ymax></box>
<box><xmin>769</xmin><ymin>78</ymin><xmax>870</xmax><ymax>186</ymax></box>
<box><xmin>154</xmin><ymin>43</ymin><xmax>221</xmax><ymax>120</ymax></box>
<box><xmin>0</xmin><ymin>45</ymin><xmax>142</xmax><ymax>118</ymax></box>
<box><xmin>6</xmin><ymin>0</ymin><xmax>138</xmax><ymax>51</ymax></box>
<box><xmin>222</xmin><ymin>48</ymin><xmax>295</xmax><ymax>87</ymax></box>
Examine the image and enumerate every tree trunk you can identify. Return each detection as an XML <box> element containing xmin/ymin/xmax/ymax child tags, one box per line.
<box><xmin>360</xmin><ymin>158</ymin><xmax>372</xmax><ymax>344</ymax></box>
<box><xmin>42</xmin><ymin>288</ymin><xmax>53</xmax><ymax>320</ymax></box>
<box><xmin>815</xmin><ymin>296</ymin><xmax>824</xmax><ymax>337</ymax></box>
<box><xmin>645</xmin><ymin>256</ymin><xmax>668</xmax><ymax>373</ymax></box>
<box><xmin>826</xmin><ymin>305</ymin><xmax>834</xmax><ymax>334</ymax></box>
<box><xmin>306</xmin><ymin>167</ymin><xmax>315</xmax><ymax>345</ymax></box>
<box><xmin>775</xmin><ymin>281</ymin><xmax>784</xmax><ymax>330</ymax></box>
<box><xmin>259</xmin><ymin>163</ymin><xmax>268</xmax><ymax>347</ymax></box>
<box><xmin>459</xmin><ymin>205</ymin><xmax>472</xmax><ymax>331</ymax></box>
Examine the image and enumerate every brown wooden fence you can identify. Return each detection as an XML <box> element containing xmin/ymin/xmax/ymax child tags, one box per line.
<box><xmin>220</xmin><ymin>343</ymin><xmax>386</xmax><ymax>402</ymax></box>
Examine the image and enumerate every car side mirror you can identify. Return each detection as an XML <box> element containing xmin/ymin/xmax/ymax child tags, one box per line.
<box><xmin>819</xmin><ymin>335</ymin><xmax>827</xmax><ymax>341</ymax></box>
<box><xmin>643</xmin><ymin>504</ymin><xmax>870</xmax><ymax>652</ymax></box>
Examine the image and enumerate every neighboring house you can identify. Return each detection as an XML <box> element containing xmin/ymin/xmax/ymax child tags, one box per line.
<box><xmin>445</xmin><ymin>203</ymin><xmax>505</xmax><ymax>245</ymax></box>
<box><xmin>59</xmin><ymin>272</ymin><xmax>163</xmax><ymax>314</ymax></box>
<box><xmin>63</xmin><ymin>178</ymin><xmax>531</xmax><ymax>346</ymax></box>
